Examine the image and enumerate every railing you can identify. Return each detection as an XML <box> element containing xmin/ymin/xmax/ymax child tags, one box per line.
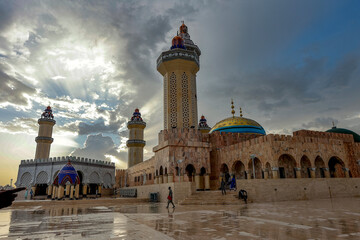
<box><xmin>20</xmin><ymin>156</ymin><xmax>115</xmax><ymax>166</ymax></box>
<box><xmin>157</xmin><ymin>49</ymin><xmax>199</xmax><ymax>68</ymax></box>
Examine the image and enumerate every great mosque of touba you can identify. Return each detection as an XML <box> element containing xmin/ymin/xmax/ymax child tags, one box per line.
<box><xmin>118</xmin><ymin>22</ymin><xmax>360</xmax><ymax>194</ymax></box>
<box><xmin>16</xmin><ymin>22</ymin><xmax>360</xmax><ymax>202</ymax></box>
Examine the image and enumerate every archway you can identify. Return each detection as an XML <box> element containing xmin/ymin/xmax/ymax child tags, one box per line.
<box><xmin>248</xmin><ymin>157</ymin><xmax>262</xmax><ymax>179</ymax></box>
<box><xmin>300</xmin><ymin>156</ymin><xmax>311</xmax><ymax>178</ymax></box>
<box><xmin>200</xmin><ymin>167</ymin><xmax>206</xmax><ymax>189</ymax></box>
<box><xmin>156</xmin><ymin>170</ymin><xmax>158</xmax><ymax>176</ymax></box>
<box><xmin>159</xmin><ymin>166</ymin><xmax>163</xmax><ymax>176</ymax></box>
<box><xmin>77</xmin><ymin>171</ymin><xmax>84</xmax><ymax>195</ymax></box>
<box><xmin>35</xmin><ymin>171</ymin><xmax>48</xmax><ymax>196</ymax></box>
<box><xmin>231</xmin><ymin>161</ymin><xmax>246</xmax><ymax>179</ymax></box>
<box><xmin>185</xmin><ymin>164</ymin><xmax>196</xmax><ymax>182</ymax></box>
<box><xmin>220</xmin><ymin>163</ymin><xmax>230</xmax><ymax>182</ymax></box>
<box><xmin>165</xmin><ymin>167</ymin><xmax>168</xmax><ymax>175</ymax></box>
<box><xmin>278</xmin><ymin>154</ymin><xmax>297</xmax><ymax>178</ymax></box>
<box><xmin>314</xmin><ymin>156</ymin><xmax>325</xmax><ymax>178</ymax></box>
<box><xmin>329</xmin><ymin>156</ymin><xmax>345</xmax><ymax>178</ymax></box>
<box><xmin>265</xmin><ymin>162</ymin><xmax>273</xmax><ymax>179</ymax></box>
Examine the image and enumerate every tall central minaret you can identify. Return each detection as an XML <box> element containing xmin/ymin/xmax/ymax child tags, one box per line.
<box><xmin>157</xmin><ymin>22</ymin><xmax>201</xmax><ymax>129</ymax></box>
<box><xmin>35</xmin><ymin>106</ymin><xmax>56</xmax><ymax>159</ymax></box>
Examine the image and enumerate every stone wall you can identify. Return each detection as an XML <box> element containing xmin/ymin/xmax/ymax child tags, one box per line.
<box><xmin>125</xmin><ymin>181</ymin><xmax>195</xmax><ymax>204</ymax></box>
<box><xmin>235</xmin><ymin>178</ymin><xmax>360</xmax><ymax>203</ymax></box>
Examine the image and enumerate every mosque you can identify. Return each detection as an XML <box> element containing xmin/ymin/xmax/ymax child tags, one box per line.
<box><xmin>15</xmin><ymin>107</ymin><xmax>115</xmax><ymax>200</ymax></box>
<box><xmin>119</xmin><ymin>22</ymin><xmax>360</xmax><ymax>193</ymax></box>
<box><xmin>14</xmin><ymin>22</ymin><xmax>360</xmax><ymax>202</ymax></box>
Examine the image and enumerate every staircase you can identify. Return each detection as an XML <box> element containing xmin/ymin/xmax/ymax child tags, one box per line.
<box><xmin>179</xmin><ymin>190</ymin><xmax>244</xmax><ymax>205</ymax></box>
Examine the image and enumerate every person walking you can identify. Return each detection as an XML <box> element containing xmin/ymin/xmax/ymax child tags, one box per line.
<box><xmin>24</xmin><ymin>189</ymin><xmax>28</xmax><ymax>200</ymax></box>
<box><xmin>166</xmin><ymin>186</ymin><xmax>175</xmax><ymax>208</ymax></box>
<box><xmin>221</xmin><ymin>178</ymin><xmax>226</xmax><ymax>195</ymax></box>
<box><xmin>230</xmin><ymin>175</ymin><xmax>236</xmax><ymax>191</ymax></box>
<box><xmin>30</xmin><ymin>189</ymin><xmax>33</xmax><ymax>200</ymax></box>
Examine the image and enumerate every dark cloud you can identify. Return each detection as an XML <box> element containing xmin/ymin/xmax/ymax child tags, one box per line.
<box><xmin>0</xmin><ymin>66</ymin><xmax>36</xmax><ymax>107</ymax></box>
<box><xmin>301</xmin><ymin>117</ymin><xmax>338</xmax><ymax>131</ymax></box>
<box><xmin>327</xmin><ymin>56</ymin><xmax>359</xmax><ymax>88</ymax></box>
<box><xmin>71</xmin><ymin>133</ymin><xmax>127</xmax><ymax>166</ymax></box>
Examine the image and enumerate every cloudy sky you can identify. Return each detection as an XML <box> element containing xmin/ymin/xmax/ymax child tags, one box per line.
<box><xmin>1</xmin><ymin>0</ymin><xmax>360</xmax><ymax>185</ymax></box>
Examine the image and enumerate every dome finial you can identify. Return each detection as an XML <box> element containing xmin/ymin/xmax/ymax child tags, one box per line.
<box><xmin>231</xmin><ymin>99</ymin><xmax>235</xmax><ymax>118</ymax></box>
<box><xmin>332</xmin><ymin>121</ymin><xmax>336</xmax><ymax>129</ymax></box>
<box><xmin>240</xmin><ymin>107</ymin><xmax>243</xmax><ymax>117</ymax></box>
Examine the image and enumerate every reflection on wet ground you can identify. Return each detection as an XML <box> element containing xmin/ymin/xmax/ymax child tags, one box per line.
<box><xmin>0</xmin><ymin>198</ymin><xmax>359</xmax><ymax>239</ymax></box>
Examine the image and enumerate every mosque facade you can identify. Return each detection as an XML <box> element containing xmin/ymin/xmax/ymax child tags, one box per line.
<box><xmin>15</xmin><ymin>107</ymin><xmax>115</xmax><ymax>199</ymax></box>
<box><xmin>122</xmin><ymin>23</ymin><xmax>360</xmax><ymax>190</ymax></box>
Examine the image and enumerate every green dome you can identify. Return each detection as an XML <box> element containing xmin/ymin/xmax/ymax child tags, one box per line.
<box><xmin>326</xmin><ymin>127</ymin><xmax>360</xmax><ymax>142</ymax></box>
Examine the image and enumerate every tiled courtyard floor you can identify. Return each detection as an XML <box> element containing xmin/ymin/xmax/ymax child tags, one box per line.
<box><xmin>0</xmin><ymin>197</ymin><xmax>359</xmax><ymax>239</ymax></box>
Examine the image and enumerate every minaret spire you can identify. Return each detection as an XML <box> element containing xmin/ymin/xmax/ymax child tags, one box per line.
<box><xmin>231</xmin><ymin>99</ymin><xmax>235</xmax><ymax>118</ymax></box>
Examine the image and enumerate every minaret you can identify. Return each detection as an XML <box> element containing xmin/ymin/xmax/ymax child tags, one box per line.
<box><xmin>127</xmin><ymin>109</ymin><xmax>146</xmax><ymax>168</ymax></box>
<box><xmin>157</xmin><ymin>22</ymin><xmax>201</xmax><ymax>129</ymax></box>
<box><xmin>35</xmin><ymin>106</ymin><xmax>56</xmax><ymax>159</ymax></box>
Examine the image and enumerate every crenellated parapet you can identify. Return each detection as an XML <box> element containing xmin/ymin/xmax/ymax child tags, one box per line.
<box><xmin>20</xmin><ymin>156</ymin><xmax>115</xmax><ymax>167</ymax></box>
<box><xmin>293</xmin><ymin>130</ymin><xmax>354</xmax><ymax>142</ymax></box>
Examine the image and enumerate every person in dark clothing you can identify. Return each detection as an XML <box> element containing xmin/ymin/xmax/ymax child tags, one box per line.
<box><xmin>221</xmin><ymin>178</ymin><xmax>226</xmax><ymax>195</ymax></box>
<box><xmin>166</xmin><ymin>186</ymin><xmax>175</xmax><ymax>208</ymax></box>
<box><xmin>238</xmin><ymin>189</ymin><xmax>248</xmax><ymax>204</ymax></box>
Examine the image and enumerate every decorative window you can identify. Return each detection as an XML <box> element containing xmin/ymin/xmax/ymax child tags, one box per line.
<box><xmin>191</xmin><ymin>75</ymin><xmax>197</xmax><ymax>126</ymax></box>
<box><xmin>182</xmin><ymin>72</ymin><xmax>189</xmax><ymax>128</ymax></box>
<box><xmin>169</xmin><ymin>72</ymin><xmax>177</xmax><ymax>128</ymax></box>
<box><xmin>164</xmin><ymin>76</ymin><xmax>168</xmax><ymax>129</ymax></box>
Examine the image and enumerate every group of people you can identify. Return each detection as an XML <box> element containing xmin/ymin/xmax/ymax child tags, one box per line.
<box><xmin>220</xmin><ymin>173</ymin><xmax>237</xmax><ymax>195</ymax></box>
<box><xmin>220</xmin><ymin>174</ymin><xmax>248</xmax><ymax>203</ymax></box>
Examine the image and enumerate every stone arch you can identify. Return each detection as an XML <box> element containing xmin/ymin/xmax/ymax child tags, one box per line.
<box><xmin>36</xmin><ymin>171</ymin><xmax>49</xmax><ymax>184</ymax></box>
<box><xmin>328</xmin><ymin>156</ymin><xmax>345</xmax><ymax>178</ymax></box>
<box><xmin>248</xmin><ymin>157</ymin><xmax>262</xmax><ymax>179</ymax></box>
<box><xmin>89</xmin><ymin>171</ymin><xmax>100</xmax><ymax>184</ymax></box>
<box><xmin>159</xmin><ymin>166</ymin><xmax>163</xmax><ymax>176</ymax></box>
<box><xmin>231</xmin><ymin>161</ymin><xmax>246</xmax><ymax>179</ymax></box>
<box><xmin>265</xmin><ymin>162</ymin><xmax>273</xmax><ymax>179</ymax></box>
<box><xmin>300</xmin><ymin>155</ymin><xmax>312</xmax><ymax>178</ymax></box>
<box><xmin>278</xmin><ymin>154</ymin><xmax>297</xmax><ymax>178</ymax></box>
<box><xmin>200</xmin><ymin>167</ymin><xmax>206</xmax><ymax>176</ymax></box>
<box><xmin>165</xmin><ymin>167</ymin><xmax>168</xmax><ymax>175</ymax></box>
<box><xmin>185</xmin><ymin>164</ymin><xmax>196</xmax><ymax>182</ymax></box>
<box><xmin>20</xmin><ymin>172</ymin><xmax>32</xmax><ymax>187</ymax></box>
<box><xmin>314</xmin><ymin>156</ymin><xmax>326</xmax><ymax>178</ymax></box>
<box><xmin>220</xmin><ymin>163</ymin><xmax>230</xmax><ymax>182</ymax></box>
<box><xmin>156</xmin><ymin>169</ymin><xmax>158</xmax><ymax>176</ymax></box>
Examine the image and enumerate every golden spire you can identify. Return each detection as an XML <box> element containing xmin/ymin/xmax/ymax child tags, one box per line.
<box><xmin>231</xmin><ymin>99</ymin><xmax>235</xmax><ymax>118</ymax></box>
<box><xmin>240</xmin><ymin>107</ymin><xmax>243</xmax><ymax>117</ymax></box>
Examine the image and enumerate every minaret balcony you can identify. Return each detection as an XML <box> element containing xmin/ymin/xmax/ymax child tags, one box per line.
<box><xmin>35</xmin><ymin>136</ymin><xmax>54</xmax><ymax>143</ymax></box>
<box><xmin>126</xmin><ymin>139</ymin><xmax>146</xmax><ymax>147</ymax></box>
<box><xmin>157</xmin><ymin>49</ymin><xmax>199</xmax><ymax>69</ymax></box>
<box><xmin>127</xmin><ymin>120</ymin><xmax>146</xmax><ymax>129</ymax></box>
<box><xmin>38</xmin><ymin>118</ymin><xmax>56</xmax><ymax>125</ymax></box>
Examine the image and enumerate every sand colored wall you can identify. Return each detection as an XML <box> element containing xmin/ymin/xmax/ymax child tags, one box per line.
<box><xmin>235</xmin><ymin>178</ymin><xmax>360</xmax><ymax>203</ymax></box>
<box><xmin>126</xmin><ymin>181</ymin><xmax>195</xmax><ymax>204</ymax></box>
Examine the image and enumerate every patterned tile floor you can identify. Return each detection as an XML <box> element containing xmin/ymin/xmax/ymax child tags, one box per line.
<box><xmin>0</xmin><ymin>198</ymin><xmax>359</xmax><ymax>239</ymax></box>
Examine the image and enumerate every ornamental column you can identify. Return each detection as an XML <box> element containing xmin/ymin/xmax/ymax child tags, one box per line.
<box><xmin>35</xmin><ymin>106</ymin><xmax>56</xmax><ymax>159</ymax></box>
<box><xmin>127</xmin><ymin>109</ymin><xmax>146</xmax><ymax>168</ymax></box>
<box><xmin>157</xmin><ymin>22</ymin><xmax>201</xmax><ymax>129</ymax></box>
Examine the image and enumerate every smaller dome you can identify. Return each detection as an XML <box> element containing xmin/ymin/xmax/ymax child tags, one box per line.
<box><xmin>180</xmin><ymin>22</ymin><xmax>188</xmax><ymax>34</ymax></box>
<box><xmin>41</xmin><ymin>106</ymin><xmax>54</xmax><ymax>119</ymax></box>
<box><xmin>171</xmin><ymin>35</ymin><xmax>185</xmax><ymax>50</ymax></box>
<box><xmin>53</xmin><ymin>161</ymin><xmax>80</xmax><ymax>186</ymax></box>
<box><xmin>326</xmin><ymin>127</ymin><xmax>360</xmax><ymax>142</ymax></box>
<box><xmin>131</xmin><ymin>108</ymin><xmax>143</xmax><ymax>121</ymax></box>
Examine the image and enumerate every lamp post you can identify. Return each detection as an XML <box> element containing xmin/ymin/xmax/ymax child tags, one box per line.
<box><xmin>177</xmin><ymin>159</ymin><xmax>183</xmax><ymax>182</ymax></box>
<box><xmin>250</xmin><ymin>154</ymin><xmax>256</xmax><ymax>179</ymax></box>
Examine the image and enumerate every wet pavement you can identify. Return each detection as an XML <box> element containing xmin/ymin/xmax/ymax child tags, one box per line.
<box><xmin>0</xmin><ymin>198</ymin><xmax>359</xmax><ymax>239</ymax></box>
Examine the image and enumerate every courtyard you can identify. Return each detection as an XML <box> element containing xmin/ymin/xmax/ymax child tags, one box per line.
<box><xmin>0</xmin><ymin>197</ymin><xmax>359</xmax><ymax>239</ymax></box>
